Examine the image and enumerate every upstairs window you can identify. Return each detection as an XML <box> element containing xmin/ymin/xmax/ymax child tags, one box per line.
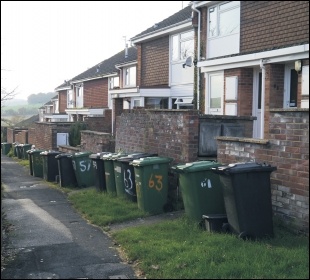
<box><xmin>209</xmin><ymin>1</ymin><xmax>240</xmax><ymax>38</ymax></box>
<box><xmin>172</xmin><ymin>30</ymin><xmax>194</xmax><ymax>62</ymax></box>
<box><xmin>109</xmin><ymin>76</ymin><xmax>119</xmax><ymax>89</ymax></box>
<box><xmin>124</xmin><ymin>66</ymin><xmax>136</xmax><ymax>87</ymax></box>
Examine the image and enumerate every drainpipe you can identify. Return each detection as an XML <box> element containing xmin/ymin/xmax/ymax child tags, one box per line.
<box><xmin>259</xmin><ymin>59</ymin><xmax>266</xmax><ymax>139</ymax></box>
<box><xmin>191</xmin><ymin>2</ymin><xmax>201</xmax><ymax>111</ymax></box>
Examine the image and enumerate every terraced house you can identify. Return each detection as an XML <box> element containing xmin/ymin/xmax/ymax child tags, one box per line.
<box><xmin>12</xmin><ymin>1</ymin><xmax>308</xmax><ymax>234</ymax></box>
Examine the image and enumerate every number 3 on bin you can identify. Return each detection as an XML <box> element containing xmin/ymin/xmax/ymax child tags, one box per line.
<box><xmin>148</xmin><ymin>174</ymin><xmax>163</xmax><ymax>191</ymax></box>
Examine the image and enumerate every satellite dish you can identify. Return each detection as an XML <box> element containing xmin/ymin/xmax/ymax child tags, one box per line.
<box><xmin>183</xmin><ymin>56</ymin><xmax>193</xmax><ymax>68</ymax></box>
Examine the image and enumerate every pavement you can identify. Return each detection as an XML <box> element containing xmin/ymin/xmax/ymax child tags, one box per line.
<box><xmin>1</xmin><ymin>154</ymin><xmax>183</xmax><ymax>279</ymax></box>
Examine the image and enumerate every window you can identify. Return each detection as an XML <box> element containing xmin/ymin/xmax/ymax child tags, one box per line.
<box><xmin>145</xmin><ymin>97</ymin><xmax>168</xmax><ymax>109</ymax></box>
<box><xmin>124</xmin><ymin>66</ymin><xmax>136</xmax><ymax>87</ymax></box>
<box><xmin>109</xmin><ymin>76</ymin><xmax>119</xmax><ymax>89</ymax></box>
<box><xmin>207</xmin><ymin>72</ymin><xmax>224</xmax><ymax>114</ymax></box>
<box><xmin>133</xmin><ymin>99</ymin><xmax>141</xmax><ymax>108</ymax></box>
<box><xmin>208</xmin><ymin>1</ymin><xmax>240</xmax><ymax>38</ymax></box>
<box><xmin>207</xmin><ymin>1</ymin><xmax>240</xmax><ymax>58</ymax></box>
<box><xmin>172</xmin><ymin>30</ymin><xmax>194</xmax><ymax>62</ymax></box>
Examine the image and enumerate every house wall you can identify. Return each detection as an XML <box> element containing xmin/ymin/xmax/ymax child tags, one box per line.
<box><xmin>80</xmin><ymin>130</ymin><xmax>115</xmax><ymax>153</ymax></box>
<box><xmin>115</xmin><ymin>109</ymin><xmax>199</xmax><ymax>164</ymax></box>
<box><xmin>240</xmin><ymin>1</ymin><xmax>309</xmax><ymax>53</ymax></box>
<box><xmin>216</xmin><ymin>108</ymin><xmax>309</xmax><ymax>234</ymax></box>
<box><xmin>224</xmin><ymin>68</ymin><xmax>253</xmax><ymax>116</ymax></box>
<box><xmin>83</xmin><ymin>78</ymin><xmax>109</xmax><ymax>108</ymax></box>
<box><xmin>84</xmin><ymin>110</ymin><xmax>112</xmax><ymax>134</ymax></box>
<box><xmin>58</xmin><ymin>90</ymin><xmax>67</xmax><ymax>113</ymax></box>
<box><xmin>138</xmin><ymin>36</ymin><xmax>170</xmax><ymax>87</ymax></box>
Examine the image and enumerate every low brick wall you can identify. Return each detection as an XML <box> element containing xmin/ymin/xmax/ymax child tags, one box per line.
<box><xmin>80</xmin><ymin>130</ymin><xmax>115</xmax><ymax>153</ymax></box>
<box><xmin>115</xmin><ymin>109</ymin><xmax>200</xmax><ymax>165</ymax></box>
<box><xmin>6</xmin><ymin>128</ymin><xmax>28</xmax><ymax>144</ymax></box>
<box><xmin>216</xmin><ymin>108</ymin><xmax>309</xmax><ymax>234</ymax></box>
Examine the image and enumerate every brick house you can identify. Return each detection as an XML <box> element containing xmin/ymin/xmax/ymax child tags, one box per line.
<box><xmin>191</xmin><ymin>1</ymin><xmax>309</xmax><ymax>139</ymax></box>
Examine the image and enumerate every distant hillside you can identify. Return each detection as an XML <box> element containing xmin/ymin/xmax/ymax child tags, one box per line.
<box><xmin>2</xmin><ymin>99</ymin><xmax>28</xmax><ymax>106</ymax></box>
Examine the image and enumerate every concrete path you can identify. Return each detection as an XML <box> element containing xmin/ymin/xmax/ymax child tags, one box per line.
<box><xmin>1</xmin><ymin>154</ymin><xmax>137</xmax><ymax>279</ymax></box>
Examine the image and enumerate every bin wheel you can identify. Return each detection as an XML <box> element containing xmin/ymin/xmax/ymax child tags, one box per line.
<box><xmin>238</xmin><ymin>231</ymin><xmax>250</xmax><ymax>240</ymax></box>
<box><xmin>222</xmin><ymin>223</ymin><xmax>230</xmax><ymax>233</ymax></box>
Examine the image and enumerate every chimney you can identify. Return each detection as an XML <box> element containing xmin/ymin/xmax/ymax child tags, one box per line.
<box><xmin>125</xmin><ymin>43</ymin><xmax>128</xmax><ymax>58</ymax></box>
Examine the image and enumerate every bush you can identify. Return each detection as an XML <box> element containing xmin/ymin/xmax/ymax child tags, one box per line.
<box><xmin>68</xmin><ymin>122</ymin><xmax>87</xmax><ymax>147</ymax></box>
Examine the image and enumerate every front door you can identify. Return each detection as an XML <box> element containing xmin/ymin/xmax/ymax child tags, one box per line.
<box><xmin>252</xmin><ymin>68</ymin><xmax>262</xmax><ymax>138</ymax></box>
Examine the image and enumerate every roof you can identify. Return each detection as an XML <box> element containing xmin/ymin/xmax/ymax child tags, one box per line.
<box><xmin>131</xmin><ymin>5</ymin><xmax>192</xmax><ymax>41</ymax></box>
<box><xmin>70</xmin><ymin>46</ymin><xmax>137</xmax><ymax>83</ymax></box>
<box><xmin>55</xmin><ymin>80</ymin><xmax>72</xmax><ymax>91</ymax></box>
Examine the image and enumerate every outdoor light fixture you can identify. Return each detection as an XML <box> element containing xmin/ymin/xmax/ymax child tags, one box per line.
<box><xmin>295</xmin><ymin>60</ymin><xmax>302</xmax><ymax>73</ymax></box>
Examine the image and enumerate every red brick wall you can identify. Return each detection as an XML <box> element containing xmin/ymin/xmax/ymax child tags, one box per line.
<box><xmin>58</xmin><ymin>90</ymin><xmax>67</xmax><ymax>113</ymax></box>
<box><xmin>6</xmin><ymin>128</ymin><xmax>28</xmax><ymax>143</ymax></box>
<box><xmin>224</xmin><ymin>68</ymin><xmax>253</xmax><ymax>116</ymax></box>
<box><xmin>216</xmin><ymin>109</ymin><xmax>309</xmax><ymax>234</ymax></box>
<box><xmin>83</xmin><ymin>110</ymin><xmax>112</xmax><ymax>134</ymax></box>
<box><xmin>140</xmin><ymin>36</ymin><xmax>170</xmax><ymax>87</ymax></box>
<box><xmin>15</xmin><ymin>130</ymin><xmax>28</xmax><ymax>144</ymax></box>
<box><xmin>28</xmin><ymin>128</ymin><xmax>36</xmax><ymax>146</ymax></box>
<box><xmin>241</xmin><ymin>1</ymin><xmax>309</xmax><ymax>53</ymax></box>
<box><xmin>83</xmin><ymin>78</ymin><xmax>108</xmax><ymax>108</ymax></box>
<box><xmin>80</xmin><ymin>131</ymin><xmax>115</xmax><ymax>153</ymax></box>
<box><xmin>30</xmin><ymin>122</ymin><xmax>72</xmax><ymax>150</ymax></box>
<box><xmin>115</xmin><ymin>109</ymin><xmax>199</xmax><ymax>165</ymax></box>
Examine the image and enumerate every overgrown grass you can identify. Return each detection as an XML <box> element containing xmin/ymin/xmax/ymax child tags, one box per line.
<box><xmin>68</xmin><ymin>189</ymin><xmax>148</xmax><ymax>227</ymax></box>
<box><xmin>67</xmin><ymin>188</ymin><xmax>309</xmax><ymax>279</ymax></box>
<box><xmin>111</xmin><ymin>217</ymin><xmax>309</xmax><ymax>279</ymax></box>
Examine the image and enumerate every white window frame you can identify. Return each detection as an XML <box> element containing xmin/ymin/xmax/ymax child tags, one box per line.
<box><xmin>207</xmin><ymin>1</ymin><xmax>240</xmax><ymax>58</ymax></box>
<box><xmin>123</xmin><ymin>66</ymin><xmax>136</xmax><ymax>87</ymax></box>
<box><xmin>171</xmin><ymin>30</ymin><xmax>195</xmax><ymax>62</ymax></box>
<box><xmin>208</xmin><ymin>1</ymin><xmax>240</xmax><ymax>39</ymax></box>
<box><xmin>109</xmin><ymin>76</ymin><xmax>119</xmax><ymax>89</ymax></box>
<box><xmin>206</xmin><ymin>71</ymin><xmax>224</xmax><ymax>115</ymax></box>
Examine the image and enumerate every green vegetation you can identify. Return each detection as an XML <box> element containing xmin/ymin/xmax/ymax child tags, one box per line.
<box><xmin>1</xmin><ymin>103</ymin><xmax>42</xmax><ymax>116</ymax></box>
<box><xmin>5</xmin><ymin>156</ymin><xmax>309</xmax><ymax>279</ymax></box>
<box><xmin>69</xmin><ymin>121</ymin><xmax>87</xmax><ymax>147</ymax></box>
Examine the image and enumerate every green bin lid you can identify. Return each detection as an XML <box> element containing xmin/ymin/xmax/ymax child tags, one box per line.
<box><xmin>67</xmin><ymin>151</ymin><xmax>92</xmax><ymax>158</ymax></box>
<box><xmin>27</xmin><ymin>149</ymin><xmax>44</xmax><ymax>154</ymax></box>
<box><xmin>40</xmin><ymin>150</ymin><xmax>62</xmax><ymax>156</ymax></box>
<box><xmin>211</xmin><ymin>162</ymin><xmax>277</xmax><ymax>174</ymax></box>
<box><xmin>130</xmin><ymin>156</ymin><xmax>172</xmax><ymax>167</ymax></box>
<box><xmin>55</xmin><ymin>153</ymin><xmax>73</xmax><ymax>159</ymax></box>
<box><xmin>117</xmin><ymin>152</ymin><xmax>157</xmax><ymax>163</ymax></box>
<box><xmin>89</xmin><ymin>152</ymin><xmax>110</xmax><ymax>159</ymax></box>
<box><xmin>171</xmin><ymin>160</ymin><xmax>222</xmax><ymax>173</ymax></box>
<box><xmin>101</xmin><ymin>152</ymin><xmax>123</xmax><ymax>160</ymax></box>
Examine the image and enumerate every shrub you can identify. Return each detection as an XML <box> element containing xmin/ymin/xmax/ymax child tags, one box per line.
<box><xmin>68</xmin><ymin>122</ymin><xmax>87</xmax><ymax>147</ymax></box>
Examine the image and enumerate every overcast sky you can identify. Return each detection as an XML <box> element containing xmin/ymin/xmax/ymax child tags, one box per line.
<box><xmin>1</xmin><ymin>1</ymin><xmax>190</xmax><ymax>100</ymax></box>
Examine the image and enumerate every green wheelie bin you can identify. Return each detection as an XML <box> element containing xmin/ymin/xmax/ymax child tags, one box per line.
<box><xmin>212</xmin><ymin>162</ymin><xmax>277</xmax><ymax>239</ymax></box>
<box><xmin>89</xmin><ymin>152</ymin><xmax>110</xmax><ymax>192</ymax></box>
<box><xmin>130</xmin><ymin>156</ymin><xmax>173</xmax><ymax>215</ymax></box>
<box><xmin>56</xmin><ymin>153</ymin><xmax>78</xmax><ymax>188</ymax></box>
<box><xmin>30</xmin><ymin>149</ymin><xmax>44</xmax><ymax>178</ymax></box>
<box><xmin>171</xmin><ymin>160</ymin><xmax>226</xmax><ymax>224</ymax></box>
<box><xmin>68</xmin><ymin>152</ymin><xmax>94</xmax><ymax>188</ymax></box>
<box><xmin>40</xmin><ymin>150</ymin><xmax>62</xmax><ymax>182</ymax></box>
<box><xmin>1</xmin><ymin>142</ymin><xmax>12</xmax><ymax>155</ymax></box>
<box><xmin>20</xmin><ymin>144</ymin><xmax>33</xmax><ymax>160</ymax></box>
<box><xmin>116</xmin><ymin>152</ymin><xmax>158</xmax><ymax>202</ymax></box>
<box><xmin>16</xmin><ymin>144</ymin><xmax>23</xmax><ymax>159</ymax></box>
<box><xmin>101</xmin><ymin>152</ymin><xmax>127</xmax><ymax>195</ymax></box>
